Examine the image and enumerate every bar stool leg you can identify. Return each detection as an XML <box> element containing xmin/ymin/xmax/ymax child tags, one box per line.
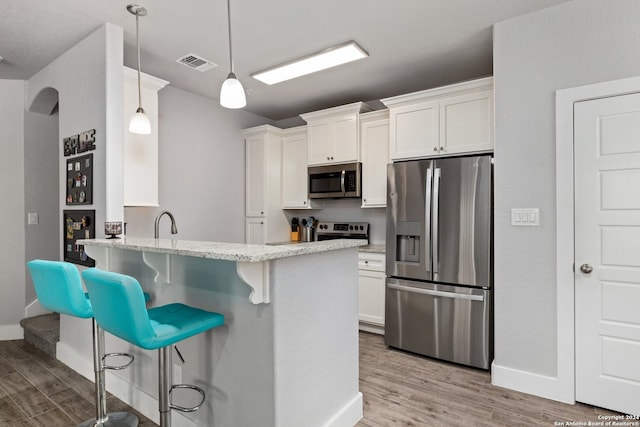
<box><xmin>158</xmin><ymin>346</ymin><xmax>172</xmax><ymax>427</ymax></box>
<box><xmin>78</xmin><ymin>319</ymin><xmax>139</xmax><ymax>427</ymax></box>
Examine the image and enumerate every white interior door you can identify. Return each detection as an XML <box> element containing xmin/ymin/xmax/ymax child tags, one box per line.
<box><xmin>575</xmin><ymin>92</ymin><xmax>640</xmax><ymax>416</ymax></box>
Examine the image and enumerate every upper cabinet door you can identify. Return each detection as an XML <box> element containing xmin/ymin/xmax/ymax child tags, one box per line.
<box><xmin>302</xmin><ymin>102</ymin><xmax>373</xmax><ymax>166</ymax></box>
<box><xmin>307</xmin><ymin>122</ymin><xmax>335</xmax><ymax>165</ymax></box>
<box><xmin>439</xmin><ymin>90</ymin><xmax>493</xmax><ymax>155</ymax></box>
<box><xmin>333</xmin><ymin>115</ymin><xmax>359</xmax><ymax>163</ymax></box>
<box><xmin>245</xmin><ymin>135</ymin><xmax>266</xmax><ymax>217</ymax></box>
<box><xmin>389</xmin><ymin>100</ymin><xmax>439</xmax><ymax>160</ymax></box>
<box><xmin>282</xmin><ymin>127</ymin><xmax>316</xmax><ymax>209</ymax></box>
<box><xmin>360</xmin><ymin>111</ymin><xmax>390</xmax><ymax>208</ymax></box>
<box><xmin>123</xmin><ymin>66</ymin><xmax>169</xmax><ymax>207</ymax></box>
<box><xmin>383</xmin><ymin>77</ymin><xmax>494</xmax><ymax>161</ymax></box>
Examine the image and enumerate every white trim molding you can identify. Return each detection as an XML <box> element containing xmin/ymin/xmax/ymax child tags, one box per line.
<box><xmin>0</xmin><ymin>324</ymin><xmax>23</xmax><ymax>340</ymax></box>
<box><xmin>555</xmin><ymin>75</ymin><xmax>640</xmax><ymax>405</ymax></box>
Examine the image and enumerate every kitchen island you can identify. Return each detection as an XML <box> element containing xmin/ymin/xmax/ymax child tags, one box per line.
<box><xmin>59</xmin><ymin>237</ymin><xmax>366</xmax><ymax>427</ymax></box>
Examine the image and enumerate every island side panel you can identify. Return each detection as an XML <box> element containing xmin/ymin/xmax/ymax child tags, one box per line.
<box><xmin>271</xmin><ymin>248</ymin><xmax>363</xmax><ymax>426</ymax></box>
<box><xmin>69</xmin><ymin>247</ymin><xmax>278</xmax><ymax>427</ymax></box>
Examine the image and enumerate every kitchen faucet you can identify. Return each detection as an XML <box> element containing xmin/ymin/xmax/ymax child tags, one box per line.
<box><xmin>154</xmin><ymin>210</ymin><xmax>178</xmax><ymax>238</ymax></box>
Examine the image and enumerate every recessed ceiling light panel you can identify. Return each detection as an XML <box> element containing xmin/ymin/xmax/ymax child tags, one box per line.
<box><xmin>251</xmin><ymin>41</ymin><xmax>368</xmax><ymax>85</ymax></box>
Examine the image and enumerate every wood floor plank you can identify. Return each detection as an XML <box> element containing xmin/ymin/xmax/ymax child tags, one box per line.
<box><xmin>0</xmin><ymin>372</ymin><xmax>56</xmax><ymax>418</ymax></box>
<box><xmin>47</xmin><ymin>387</ymin><xmax>95</xmax><ymax>424</ymax></box>
<box><xmin>0</xmin><ymin>395</ymin><xmax>29</xmax><ymax>424</ymax></box>
<box><xmin>11</xmin><ymin>357</ymin><xmax>67</xmax><ymax>397</ymax></box>
<box><xmin>29</xmin><ymin>407</ymin><xmax>76</xmax><ymax>427</ymax></box>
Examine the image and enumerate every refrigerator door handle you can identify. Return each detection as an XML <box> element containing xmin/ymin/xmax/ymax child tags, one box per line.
<box><xmin>425</xmin><ymin>167</ymin><xmax>433</xmax><ymax>274</ymax></box>
<box><xmin>388</xmin><ymin>282</ymin><xmax>484</xmax><ymax>302</ymax></box>
<box><xmin>432</xmin><ymin>168</ymin><xmax>441</xmax><ymax>278</ymax></box>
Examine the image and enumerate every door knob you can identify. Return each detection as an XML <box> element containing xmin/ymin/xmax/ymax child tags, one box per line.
<box><xmin>580</xmin><ymin>264</ymin><xmax>593</xmax><ymax>274</ymax></box>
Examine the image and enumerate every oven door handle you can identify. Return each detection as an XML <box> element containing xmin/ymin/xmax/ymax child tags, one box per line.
<box><xmin>340</xmin><ymin>170</ymin><xmax>346</xmax><ymax>195</ymax></box>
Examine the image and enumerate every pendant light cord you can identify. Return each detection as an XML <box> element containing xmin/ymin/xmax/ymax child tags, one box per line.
<box><xmin>226</xmin><ymin>0</ymin><xmax>234</xmax><ymax>74</ymax></box>
<box><xmin>136</xmin><ymin>12</ymin><xmax>142</xmax><ymax>109</ymax></box>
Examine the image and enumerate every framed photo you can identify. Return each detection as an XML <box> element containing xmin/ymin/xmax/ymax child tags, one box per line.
<box><xmin>66</xmin><ymin>153</ymin><xmax>93</xmax><ymax>205</ymax></box>
<box><xmin>63</xmin><ymin>210</ymin><xmax>95</xmax><ymax>267</ymax></box>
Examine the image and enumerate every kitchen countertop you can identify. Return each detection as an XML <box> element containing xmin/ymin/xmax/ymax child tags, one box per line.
<box><xmin>359</xmin><ymin>244</ymin><xmax>386</xmax><ymax>254</ymax></box>
<box><xmin>83</xmin><ymin>237</ymin><xmax>367</xmax><ymax>263</ymax></box>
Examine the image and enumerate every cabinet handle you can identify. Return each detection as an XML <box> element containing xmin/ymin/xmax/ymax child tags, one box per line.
<box><xmin>261</xmin><ymin>211</ymin><xmax>264</xmax><ymax>215</ymax></box>
<box><xmin>331</xmin><ymin>156</ymin><xmax>334</xmax><ymax>160</ymax></box>
<box><xmin>327</xmin><ymin>156</ymin><xmax>330</xmax><ymax>160</ymax></box>
<box><xmin>440</xmin><ymin>146</ymin><xmax>445</xmax><ymax>151</ymax></box>
<box><xmin>365</xmin><ymin>260</ymin><xmax>369</xmax><ymax>264</ymax></box>
<box><xmin>433</xmin><ymin>147</ymin><xmax>438</xmax><ymax>152</ymax></box>
<box><xmin>363</xmin><ymin>198</ymin><xmax>367</xmax><ymax>202</ymax></box>
<box><xmin>260</xmin><ymin>221</ymin><xmax>264</xmax><ymax>225</ymax></box>
<box><xmin>303</xmin><ymin>201</ymin><xmax>306</xmax><ymax>205</ymax></box>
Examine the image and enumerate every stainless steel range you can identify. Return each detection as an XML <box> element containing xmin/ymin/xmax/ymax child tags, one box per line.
<box><xmin>315</xmin><ymin>222</ymin><xmax>369</xmax><ymax>242</ymax></box>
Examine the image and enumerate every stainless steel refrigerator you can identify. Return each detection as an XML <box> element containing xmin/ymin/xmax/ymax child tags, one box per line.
<box><xmin>385</xmin><ymin>155</ymin><xmax>493</xmax><ymax>369</ymax></box>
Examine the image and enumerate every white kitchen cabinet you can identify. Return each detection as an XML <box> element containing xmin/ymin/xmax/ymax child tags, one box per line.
<box><xmin>358</xmin><ymin>251</ymin><xmax>386</xmax><ymax>334</ymax></box>
<box><xmin>245</xmin><ymin>217</ymin><xmax>265</xmax><ymax>244</ymax></box>
<box><xmin>301</xmin><ymin>102</ymin><xmax>373</xmax><ymax>166</ymax></box>
<box><xmin>123</xmin><ymin>66</ymin><xmax>169</xmax><ymax>206</ymax></box>
<box><xmin>243</xmin><ymin>125</ymin><xmax>289</xmax><ymax>244</ymax></box>
<box><xmin>360</xmin><ymin>110</ymin><xmax>390</xmax><ymax>208</ymax></box>
<box><xmin>281</xmin><ymin>126</ymin><xmax>317</xmax><ymax>209</ymax></box>
<box><xmin>382</xmin><ymin>77</ymin><xmax>493</xmax><ymax>160</ymax></box>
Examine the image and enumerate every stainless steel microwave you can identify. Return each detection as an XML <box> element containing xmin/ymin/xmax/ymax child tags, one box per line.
<box><xmin>308</xmin><ymin>162</ymin><xmax>362</xmax><ymax>199</ymax></box>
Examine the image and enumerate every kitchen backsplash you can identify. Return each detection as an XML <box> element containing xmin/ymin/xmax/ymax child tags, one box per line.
<box><xmin>284</xmin><ymin>199</ymin><xmax>386</xmax><ymax>244</ymax></box>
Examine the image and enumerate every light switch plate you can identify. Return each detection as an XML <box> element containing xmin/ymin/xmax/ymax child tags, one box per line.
<box><xmin>511</xmin><ymin>208</ymin><xmax>539</xmax><ymax>226</ymax></box>
<box><xmin>27</xmin><ymin>212</ymin><xmax>39</xmax><ymax>225</ymax></box>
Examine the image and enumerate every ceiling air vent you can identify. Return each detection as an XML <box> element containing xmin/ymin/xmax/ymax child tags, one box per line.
<box><xmin>176</xmin><ymin>53</ymin><xmax>218</xmax><ymax>72</ymax></box>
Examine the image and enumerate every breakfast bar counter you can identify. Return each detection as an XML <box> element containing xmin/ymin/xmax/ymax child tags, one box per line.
<box><xmin>59</xmin><ymin>237</ymin><xmax>367</xmax><ymax>427</ymax></box>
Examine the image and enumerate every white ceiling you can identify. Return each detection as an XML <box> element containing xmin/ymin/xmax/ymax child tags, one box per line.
<box><xmin>0</xmin><ymin>0</ymin><xmax>570</xmax><ymax>121</ymax></box>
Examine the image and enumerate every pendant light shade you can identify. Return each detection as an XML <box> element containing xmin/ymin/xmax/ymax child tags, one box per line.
<box><xmin>221</xmin><ymin>0</ymin><xmax>246</xmax><ymax>109</ymax></box>
<box><xmin>220</xmin><ymin>72</ymin><xmax>246</xmax><ymax>109</ymax></box>
<box><xmin>127</xmin><ymin>4</ymin><xmax>151</xmax><ymax>134</ymax></box>
<box><xmin>129</xmin><ymin>107</ymin><xmax>151</xmax><ymax>134</ymax></box>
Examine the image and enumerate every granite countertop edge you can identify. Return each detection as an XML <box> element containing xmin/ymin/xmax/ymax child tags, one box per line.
<box><xmin>83</xmin><ymin>237</ymin><xmax>368</xmax><ymax>263</ymax></box>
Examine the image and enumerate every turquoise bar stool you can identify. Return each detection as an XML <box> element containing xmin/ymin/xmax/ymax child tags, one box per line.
<box><xmin>27</xmin><ymin>260</ymin><xmax>139</xmax><ymax>427</ymax></box>
<box><xmin>82</xmin><ymin>268</ymin><xmax>225</xmax><ymax>427</ymax></box>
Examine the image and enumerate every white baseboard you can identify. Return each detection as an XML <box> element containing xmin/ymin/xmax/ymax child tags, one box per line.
<box><xmin>323</xmin><ymin>392</ymin><xmax>363</xmax><ymax>427</ymax></box>
<box><xmin>359</xmin><ymin>322</ymin><xmax>384</xmax><ymax>335</ymax></box>
<box><xmin>24</xmin><ymin>299</ymin><xmax>52</xmax><ymax>318</ymax></box>
<box><xmin>491</xmin><ymin>361</ymin><xmax>574</xmax><ymax>404</ymax></box>
<box><xmin>56</xmin><ymin>342</ymin><xmax>198</xmax><ymax>427</ymax></box>
<box><xmin>0</xmin><ymin>324</ymin><xmax>24</xmax><ymax>340</ymax></box>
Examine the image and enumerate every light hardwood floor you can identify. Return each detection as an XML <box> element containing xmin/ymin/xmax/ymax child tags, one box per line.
<box><xmin>357</xmin><ymin>331</ymin><xmax>619</xmax><ymax>426</ymax></box>
<box><xmin>0</xmin><ymin>334</ymin><xmax>619</xmax><ymax>426</ymax></box>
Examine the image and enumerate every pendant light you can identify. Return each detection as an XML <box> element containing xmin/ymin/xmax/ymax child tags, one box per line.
<box><xmin>220</xmin><ymin>0</ymin><xmax>246</xmax><ymax>109</ymax></box>
<box><xmin>127</xmin><ymin>4</ymin><xmax>151</xmax><ymax>135</ymax></box>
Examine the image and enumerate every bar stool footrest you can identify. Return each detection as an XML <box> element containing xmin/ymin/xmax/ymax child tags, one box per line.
<box><xmin>169</xmin><ymin>384</ymin><xmax>206</xmax><ymax>413</ymax></box>
<box><xmin>102</xmin><ymin>352</ymin><xmax>135</xmax><ymax>370</ymax></box>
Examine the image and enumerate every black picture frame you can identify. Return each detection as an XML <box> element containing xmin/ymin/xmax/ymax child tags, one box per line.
<box><xmin>63</xmin><ymin>209</ymin><xmax>95</xmax><ymax>267</ymax></box>
<box><xmin>66</xmin><ymin>153</ymin><xmax>93</xmax><ymax>205</ymax></box>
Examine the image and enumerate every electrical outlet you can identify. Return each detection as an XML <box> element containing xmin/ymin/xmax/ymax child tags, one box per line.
<box><xmin>27</xmin><ymin>212</ymin><xmax>39</xmax><ymax>225</ymax></box>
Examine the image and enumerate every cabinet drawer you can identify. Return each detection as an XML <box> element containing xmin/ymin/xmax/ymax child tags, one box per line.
<box><xmin>358</xmin><ymin>252</ymin><xmax>385</xmax><ymax>272</ymax></box>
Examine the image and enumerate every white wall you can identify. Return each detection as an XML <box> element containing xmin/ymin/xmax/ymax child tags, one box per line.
<box><xmin>0</xmin><ymin>80</ymin><xmax>26</xmax><ymax>339</ymax></box>
<box><xmin>492</xmin><ymin>0</ymin><xmax>640</xmax><ymax>398</ymax></box>
<box><xmin>124</xmin><ymin>85</ymin><xmax>271</xmax><ymax>242</ymax></box>
<box><xmin>24</xmin><ymin>109</ymin><xmax>59</xmax><ymax>305</ymax></box>
<box><xmin>27</xmin><ymin>23</ymin><xmax>125</xmax><ymax>263</ymax></box>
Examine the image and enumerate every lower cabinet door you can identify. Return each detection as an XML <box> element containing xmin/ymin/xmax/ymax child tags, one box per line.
<box><xmin>358</xmin><ymin>269</ymin><xmax>386</xmax><ymax>326</ymax></box>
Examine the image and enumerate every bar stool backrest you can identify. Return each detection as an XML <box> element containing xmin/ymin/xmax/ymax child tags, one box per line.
<box><xmin>27</xmin><ymin>260</ymin><xmax>93</xmax><ymax>319</ymax></box>
<box><xmin>82</xmin><ymin>268</ymin><xmax>156</xmax><ymax>349</ymax></box>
